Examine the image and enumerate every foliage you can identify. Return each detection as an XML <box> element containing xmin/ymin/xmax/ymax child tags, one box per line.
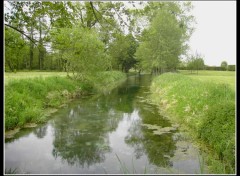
<box><xmin>227</xmin><ymin>65</ymin><xmax>235</xmax><ymax>71</ymax></box>
<box><xmin>50</xmin><ymin>26</ymin><xmax>110</xmax><ymax>80</ymax></box>
<box><xmin>108</xmin><ymin>33</ymin><xmax>138</xmax><ymax>72</ymax></box>
<box><xmin>135</xmin><ymin>2</ymin><xmax>193</xmax><ymax>74</ymax></box>
<box><xmin>187</xmin><ymin>53</ymin><xmax>205</xmax><ymax>72</ymax></box>
<box><xmin>220</xmin><ymin>61</ymin><xmax>228</xmax><ymax>71</ymax></box>
<box><xmin>89</xmin><ymin>71</ymin><xmax>127</xmax><ymax>93</ymax></box>
<box><xmin>4</xmin><ymin>1</ymin><xmax>195</xmax><ymax>75</ymax></box>
<box><xmin>150</xmin><ymin>73</ymin><xmax>235</xmax><ymax>174</ymax></box>
<box><xmin>4</xmin><ymin>27</ymin><xmax>29</xmax><ymax>71</ymax></box>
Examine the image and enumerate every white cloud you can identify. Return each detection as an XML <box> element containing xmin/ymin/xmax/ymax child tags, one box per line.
<box><xmin>189</xmin><ymin>1</ymin><xmax>236</xmax><ymax>66</ymax></box>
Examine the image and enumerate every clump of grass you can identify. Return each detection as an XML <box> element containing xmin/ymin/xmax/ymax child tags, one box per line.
<box><xmin>150</xmin><ymin>73</ymin><xmax>235</xmax><ymax>174</ymax></box>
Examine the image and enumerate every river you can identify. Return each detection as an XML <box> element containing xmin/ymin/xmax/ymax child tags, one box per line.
<box><xmin>5</xmin><ymin>74</ymin><xmax>204</xmax><ymax>174</ymax></box>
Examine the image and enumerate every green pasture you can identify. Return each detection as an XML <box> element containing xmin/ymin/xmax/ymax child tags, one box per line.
<box><xmin>4</xmin><ymin>72</ymin><xmax>71</xmax><ymax>85</ymax></box>
<box><xmin>179</xmin><ymin>70</ymin><xmax>236</xmax><ymax>91</ymax></box>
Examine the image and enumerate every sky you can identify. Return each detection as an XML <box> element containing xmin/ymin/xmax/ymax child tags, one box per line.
<box><xmin>188</xmin><ymin>1</ymin><xmax>236</xmax><ymax>66</ymax></box>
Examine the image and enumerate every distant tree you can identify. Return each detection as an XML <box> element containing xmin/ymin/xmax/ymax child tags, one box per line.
<box><xmin>135</xmin><ymin>2</ymin><xmax>193</xmax><ymax>74</ymax></box>
<box><xmin>228</xmin><ymin>65</ymin><xmax>235</xmax><ymax>71</ymax></box>
<box><xmin>177</xmin><ymin>59</ymin><xmax>188</xmax><ymax>70</ymax></box>
<box><xmin>108</xmin><ymin>33</ymin><xmax>138</xmax><ymax>73</ymax></box>
<box><xmin>221</xmin><ymin>61</ymin><xmax>228</xmax><ymax>71</ymax></box>
<box><xmin>187</xmin><ymin>52</ymin><xmax>205</xmax><ymax>74</ymax></box>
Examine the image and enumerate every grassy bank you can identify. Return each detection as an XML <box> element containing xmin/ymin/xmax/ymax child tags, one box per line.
<box><xmin>150</xmin><ymin>73</ymin><xmax>235</xmax><ymax>174</ymax></box>
<box><xmin>4</xmin><ymin>71</ymin><xmax>126</xmax><ymax>131</ymax></box>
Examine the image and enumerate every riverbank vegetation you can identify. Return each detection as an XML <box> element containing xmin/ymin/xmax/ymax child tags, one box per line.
<box><xmin>5</xmin><ymin>71</ymin><xmax>126</xmax><ymax>131</ymax></box>
<box><xmin>150</xmin><ymin>73</ymin><xmax>235</xmax><ymax>174</ymax></box>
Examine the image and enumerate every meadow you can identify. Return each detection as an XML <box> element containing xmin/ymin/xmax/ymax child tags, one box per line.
<box><xmin>179</xmin><ymin>70</ymin><xmax>236</xmax><ymax>91</ymax></box>
<box><xmin>4</xmin><ymin>71</ymin><xmax>71</xmax><ymax>85</ymax></box>
<box><xmin>150</xmin><ymin>70</ymin><xmax>236</xmax><ymax>174</ymax></box>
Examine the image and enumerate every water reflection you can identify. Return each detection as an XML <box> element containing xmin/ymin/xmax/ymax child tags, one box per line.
<box><xmin>33</xmin><ymin>126</ymin><xmax>48</xmax><ymax>138</ymax></box>
<box><xmin>124</xmin><ymin>104</ymin><xmax>176</xmax><ymax>167</ymax></box>
<box><xmin>49</xmin><ymin>76</ymin><xmax>145</xmax><ymax>168</ymax></box>
<box><xmin>5</xmin><ymin>75</ymin><xmax>199</xmax><ymax>174</ymax></box>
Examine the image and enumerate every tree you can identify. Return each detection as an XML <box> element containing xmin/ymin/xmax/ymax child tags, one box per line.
<box><xmin>136</xmin><ymin>2</ymin><xmax>193</xmax><ymax>74</ymax></box>
<box><xmin>108</xmin><ymin>33</ymin><xmax>138</xmax><ymax>72</ymax></box>
<box><xmin>5</xmin><ymin>1</ymin><xmax>75</xmax><ymax>70</ymax></box>
<box><xmin>221</xmin><ymin>61</ymin><xmax>228</xmax><ymax>71</ymax></box>
<box><xmin>50</xmin><ymin>26</ymin><xmax>110</xmax><ymax>80</ymax></box>
<box><xmin>187</xmin><ymin>53</ymin><xmax>205</xmax><ymax>74</ymax></box>
<box><xmin>4</xmin><ymin>27</ymin><xmax>28</xmax><ymax>71</ymax></box>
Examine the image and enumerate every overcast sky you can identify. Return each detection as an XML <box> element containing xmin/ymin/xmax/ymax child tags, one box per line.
<box><xmin>189</xmin><ymin>1</ymin><xmax>236</xmax><ymax>66</ymax></box>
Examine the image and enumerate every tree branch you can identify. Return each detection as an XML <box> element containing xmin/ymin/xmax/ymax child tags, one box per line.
<box><xmin>5</xmin><ymin>23</ymin><xmax>38</xmax><ymax>45</ymax></box>
<box><xmin>89</xmin><ymin>2</ymin><xmax>107</xmax><ymax>30</ymax></box>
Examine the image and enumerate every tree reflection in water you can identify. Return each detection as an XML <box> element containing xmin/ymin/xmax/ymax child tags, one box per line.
<box><xmin>50</xmin><ymin>77</ymin><xmax>141</xmax><ymax>168</ymax></box>
<box><xmin>125</xmin><ymin>78</ymin><xmax>177</xmax><ymax>168</ymax></box>
<box><xmin>33</xmin><ymin>126</ymin><xmax>48</xmax><ymax>138</ymax></box>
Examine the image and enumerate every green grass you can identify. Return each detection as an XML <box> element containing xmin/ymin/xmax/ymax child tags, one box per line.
<box><xmin>4</xmin><ymin>71</ymin><xmax>72</xmax><ymax>85</ymax></box>
<box><xmin>81</xmin><ymin>71</ymin><xmax>127</xmax><ymax>94</ymax></box>
<box><xmin>179</xmin><ymin>70</ymin><xmax>236</xmax><ymax>91</ymax></box>
<box><xmin>4</xmin><ymin>71</ymin><xmax>126</xmax><ymax>131</ymax></box>
<box><xmin>150</xmin><ymin>72</ymin><xmax>235</xmax><ymax>174</ymax></box>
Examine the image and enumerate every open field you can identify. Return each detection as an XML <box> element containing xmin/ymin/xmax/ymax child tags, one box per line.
<box><xmin>179</xmin><ymin>70</ymin><xmax>236</xmax><ymax>91</ymax></box>
<box><xmin>4</xmin><ymin>72</ymin><xmax>71</xmax><ymax>85</ymax></box>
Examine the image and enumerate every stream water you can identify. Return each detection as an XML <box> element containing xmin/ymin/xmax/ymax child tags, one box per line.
<box><xmin>5</xmin><ymin>74</ymin><xmax>204</xmax><ymax>174</ymax></box>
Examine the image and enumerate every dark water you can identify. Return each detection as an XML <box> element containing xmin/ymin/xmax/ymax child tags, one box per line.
<box><xmin>5</xmin><ymin>75</ymin><xmax>203</xmax><ymax>174</ymax></box>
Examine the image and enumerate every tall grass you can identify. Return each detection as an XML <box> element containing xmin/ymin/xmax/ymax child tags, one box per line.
<box><xmin>4</xmin><ymin>71</ymin><xmax>126</xmax><ymax>131</ymax></box>
<box><xmin>150</xmin><ymin>73</ymin><xmax>235</xmax><ymax>174</ymax></box>
<box><xmin>87</xmin><ymin>71</ymin><xmax>127</xmax><ymax>93</ymax></box>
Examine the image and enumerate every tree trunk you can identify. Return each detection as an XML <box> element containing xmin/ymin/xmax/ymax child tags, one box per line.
<box><xmin>29</xmin><ymin>25</ymin><xmax>34</xmax><ymax>70</ymax></box>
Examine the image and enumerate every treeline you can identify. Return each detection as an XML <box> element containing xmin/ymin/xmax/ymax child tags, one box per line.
<box><xmin>178</xmin><ymin>64</ymin><xmax>236</xmax><ymax>71</ymax></box>
<box><xmin>4</xmin><ymin>1</ymin><xmax>194</xmax><ymax>78</ymax></box>
<box><xmin>178</xmin><ymin>65</ymin><xmax>236</xmax><ymax>71</ymax></box>
<box><xmin>177</xmin><ymin>53</ymin><xmax>235</xmax><ymax>72</ymax></box>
